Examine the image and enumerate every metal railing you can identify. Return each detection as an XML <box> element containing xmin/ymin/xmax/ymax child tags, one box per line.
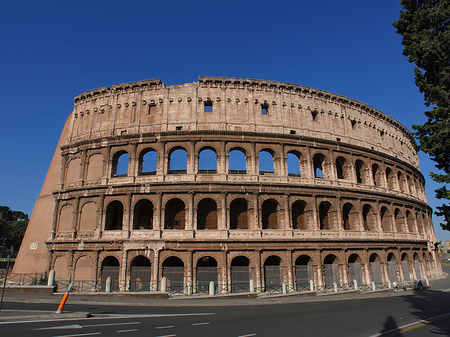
<box><xmin>0</xmin><ymin>273</ymin><xmax>47</xmax><ymax>286</ymax></box>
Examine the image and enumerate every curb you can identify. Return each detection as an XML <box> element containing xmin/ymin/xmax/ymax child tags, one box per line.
<box><xmin>0</xmin><ymin>311</ymin><xmax>91</xmax><ymax>322</ymax></box>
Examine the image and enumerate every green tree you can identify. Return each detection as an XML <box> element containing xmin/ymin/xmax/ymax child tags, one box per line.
<box><xmin>393</xmin><ymin>0</ymin><xmax>450</xmax><ymax>230</ymax></box>
<box><xmin>0</xmin><ymin>206</ymin><xmax>28</xmax><ymax>256</ymax></box>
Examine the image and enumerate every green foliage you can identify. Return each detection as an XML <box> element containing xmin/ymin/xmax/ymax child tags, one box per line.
<box><xmin>0</xmin><ymin>206</ymin><xmax>28</xmax><ymax>256</ymax></box>
<box><xmin>394</xmin><ymin>0</ymin><xmax>450</xmax><ymax>231</ymax></box>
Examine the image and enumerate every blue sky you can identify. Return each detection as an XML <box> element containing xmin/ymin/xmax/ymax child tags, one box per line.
<box><xmin>1</xmin><ymin>0</ymin><xmax>448</xmax><ymax>240</ymax></box>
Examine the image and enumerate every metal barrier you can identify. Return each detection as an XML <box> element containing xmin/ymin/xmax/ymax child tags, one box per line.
<box><xmin>0</xmin><ymin>273</ymin><xmax>47</xmax><ymax>286</ymax></box>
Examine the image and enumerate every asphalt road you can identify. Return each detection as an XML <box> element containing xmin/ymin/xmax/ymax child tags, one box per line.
<box><xmin>1</xmin><ymin>270</ymin><xmax>450</xmax><ymax>337</ymax></box>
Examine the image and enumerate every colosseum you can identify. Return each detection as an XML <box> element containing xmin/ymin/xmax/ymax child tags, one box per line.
<box><xmin>14</xmin><ymin>76</ymin><xmax>442</xmax><ymax>294</ymax></box>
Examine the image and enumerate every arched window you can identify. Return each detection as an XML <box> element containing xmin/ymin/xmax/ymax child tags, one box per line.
<box><xmin>415</xmin><ymin>212</ymin><xmax>423</xmax><ymax>235</ymax></box>
<box><xmin>230</xmin><ymin>198</ymin><xmax>249</xmax><ymax>229</ymax></box>
<box><xmin>101</xmin><ymin>256</ymin><xmax>120</xmax><ymax>291</ymax></box>
<box><xmin>162</xmin><ymin>257</ymin><xmax>184</xmax><ymax>292</ymax></box>
<box><xmin>130</xmin><ymin>256</ymin><xmax>151</xmax><ymax>291</ymax></box>
<box><xmin>355</xmin><ymin>160</ymin><xmax>368</xmax><ymax>184</ymax></box>
<box><xmin>198</xmin><ymin>148</ymin><xmax>217</xmax><ymax>173</ymax></box>
<box><xmin>323</xmin><ymin>255</ymin><xmax>339</xmax><ymax>286</ymax></box>
<box><xmin>264</xmin><ymin>256</ymin><xmax>282</xmax><ymax>292</ymax></box>
<box><xmin>168</xmin><ymin>148</ymin><xmax>187</xmax><ymax>174</ymax></box>
<box><xmin>407</xmin><ymin>176</ymin><xmax>415</xmax><ymax>195</ymax></box>
<box><xmin>336</xmin><ymin>157</ymin><xmax>351</xmax><ymax>180</ymax></box>
<box><xmin>380</xmin><ymin>206</ymin><xmax>393</xmax><ymax>232</ymax></box>
<box><xmin>287</xmin><ymin>151</ymin><xmax>302</xmax><ymax>177</ymax></box>
<box><xmin>369</xmin><ymin>254</ymin><xmax>383</xmax><ymax>284</ymax></box>
<box><xmin>319</xmin><ymin>201</ymin><xmax>334</xmax><ymax>230</ymax></box>
<box><xmin>138</xmin><ymin>149</ymin><xmax>157</xmax><ymax>175</ymax></box>
<box><xmin>386</xmin><ymin>168</ymin><xmax>395</xmax><ymax>190</ymax></box>
<box><xmin>401</xmin><ymin>253</ymin><xmax>411</xmax><ymax>281</ymax></box>
<box><xmin>372</xmin><ymin>164</ymin><xmax>383</xmax><ymax>186</ymax></box>
<box><xmin>196</xmin><ymin>256</ymin><xmax>218</xmax><ymax>293</ymax></box>
<box><xmin>133</xmin><ymin>199</ymin><xmax>153</xmax><ymax>230</ymax></box>
<box><xmin>406</xmin><ymin>210</ymin><xmax>415</xmax><ymax>233</ymax></box>
<box><xmin>362</xmin><ymin>204</ymin><xmax>377</xmax><ymax>231</ymax></box>
<box><xmin>111</xmin><ymin>151</ymin><xmax>129</xmax><ymax>177</ymax></box>
<box><xmin>105</xmin><ymin>201</ymin><xmax>123</xmax><ymax>230</ymax></box>
<box><xmin>259</xmin><ymin>150</ymin><xmax>275</xmax><ymax>175</ymax></box>
<box><xmin>387</xmin><ymin>253</ymin><xmax>398</xmax><ymax>282</ymax></box>
<box><xmin>262</xmin><ymin>199</ymin><xmax>279</xmax><ymax>229</ymax></box>
<box><xmin>394</xmin><ymin>208</ymin><xmax>405</xmax><ymax>233</ymax></box>
<box><xmin>229</xmin><ymin>148</ymin><xmax>246</xmax><ymax>174</ymax></box>
<box><xmin>197</xmin><ymin>198</ymin><xmax>218</xmax><ymax>230</ymax></box>
<box><xmin>313</xmin><ymin>154</ymin><xmax>325</xmax><ymax>178</ymax></box>
<box><xmin>342</xmin><ymin>203</ymin><xmax>358</xmax><ymax>230</ymax></box>
<box><xmin>348</xmin><ymin>254</ymin><xmax>363</xmax><ymax>285</ymax></box>
<box><xmin>295</xmin><ymin>255</ymin><xmax>313</xmax><ymax>291</ymax></box>
<box><xmin>398</xmin><ymin>172</ymin><xmax>407</xmax><ymax>192</ymax></box>
<box><xmin>292</xmin><ymin>200</ymin><xmax>307</xmax><ymax>230</ymax></box>
<box><xmin>231</xmin><ymin>256</ymin><xmax>250</xmax><ymax>293</ymax></box>
<box><xmin>164</xmin><ymin>198</ymin><xmax>185</xmax><ymax>229</ymax></box>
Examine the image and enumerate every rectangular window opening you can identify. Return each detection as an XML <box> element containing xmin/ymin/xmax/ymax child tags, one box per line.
<box><xmin>204</xmin><ymin>101</ymin><xmax>213</xmax><ymax>112</ymax></box>
<box><xmin>261</xmin><ymin>103</ymin><xmax>269</xmax><ymax>115</ymax></box>
<box><xmin>176</xmin><ymin>126</ymin><xmax>182</xmax><ymax>131</ymax></box>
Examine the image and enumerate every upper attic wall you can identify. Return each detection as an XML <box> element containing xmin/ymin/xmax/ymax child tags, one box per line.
<box><xmin>67</xmin><ymin>77</ymin><xmax>419</xmax><ymax>168</ymax></box>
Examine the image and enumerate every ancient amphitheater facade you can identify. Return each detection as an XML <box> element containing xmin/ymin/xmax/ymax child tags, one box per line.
<box><xmin>15</xmin><ymin>77</ymin><xmax>441</xmax><ymax>294</ymax></box>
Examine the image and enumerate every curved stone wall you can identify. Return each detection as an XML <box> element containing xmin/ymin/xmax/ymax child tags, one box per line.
<box><xmin>15</xmin><ymin>77</ymin><xmax>441</xmax><ymax>294</ymax></box>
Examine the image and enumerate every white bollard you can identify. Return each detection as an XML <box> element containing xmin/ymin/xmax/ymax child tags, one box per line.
<box><xmin>209</xmin><ymin>281</ymin><xmax>215</xmax><ymax>296</ymax></box>
<box><xmin>282</xmin><ymin>282</ymin><xmax>287</xmax><ymax>294</ymax></box>
<box><xmin>388</xmin><ymin>280</ymin><xmax>391</xmax><ymax>289</ymax></box>
<box><xmin>353</xmin><ymin>279</ymin><xmax>358</xmax><ymax>290</ymax></box>
<box><xmin>333</xmin><ymin>282</ymin><xmax>338</xmax><ymax>293</ymax></box>
<box><xmin>161</xmin><ymin>277</ymin><xmax>167</xmax><ymax>293</ymax></box>
<box><xmin>425</xmin><ymin>278</ymin><xmax>430</xmax><ymax>286</ymax></box>
<box><xmin>249</xmin><ymin>279</ymin><xmax>255</xmax><ymax>293</ymax></box>
<box><xmin>105</xmin><ymin>276</ymin><xmax>111</xmax><ymax>293</ymax></box>
<box><xmin>47</xmin><ymin>270</ymin><xmax>55</xmax><ymax>287</ymax></box>
<box><xmin>372</xmin><ymin>281</ymin><xmax>376</xmax><ymax>291</ymax></box>
<box><xmin>309</xmin><ymin>279</ymin><xmax>314</xmax><ymax>292</ymax></box>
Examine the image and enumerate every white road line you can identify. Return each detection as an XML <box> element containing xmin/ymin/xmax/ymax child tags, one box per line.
<box><xmin>155</xmin><ymin>335</ymin><xmax>176</xmax><ymax>337</ymax></box>
<box><xmin>238</xmin><ymin>334</ymin><xmax>257</xmax><ymax>337</ymax></box>
<box><xmin>192</xmin><ymin>322</ymin><xmax>210</xmax><ymax>326</ymax></box>
<box><xmin>117</xmin><ymin>329</ymin><xmax>138</xmax><ymax>333</ymax></box>
<box><xmin>82</xmin><ymin>322</ymin><xmax>140</xmax><ymax>328</ymax></box>
<box><xmin>52</xmin><ymin>333</ymin><xmax>102</xmax><ymax>337</ymax></box>
<box><xmin>33</xmin><ymin>321</ymin><xmax>140</xmax><ymax>331</ymax></box>
<box><xmin>155</xmin><ymin>325</ymin><xmax>175</xmax><ymax>329</ymax></box>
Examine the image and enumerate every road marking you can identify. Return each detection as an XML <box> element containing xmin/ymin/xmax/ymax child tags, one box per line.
<box><xmin>117</xmin><ymin>329</ymin><xmax>138</xmax><ymax>333</ymax></box>
<box><xmin>33</xmin><ymin>321</ymin><xmax>140</xmax><ymax>330</ymax></box>
<box><xmin>238</xmin><ymin>334</ymin><xmax>256</xmax><ymax>337</ymax></box>
<box><xmin>192</xmin><ymin>322</ymin><xmax>210</xmax><ymax>326</ymax></box>
<box><xmin>155</xmin><ymin>335</ymin><xmax>176</xmax><ymax>337</ymax></box>
<box><xmin>369</xmin><ymin>312</ymin><xmax>450</xmax><ymax>336</ymax></box>
<box><xmin>155</xmin><ymin>325</ymin><xmax>175</xmax><ymax>329</ymax></box>
<box><xmin>52</xmin><ymin>333</ymin><xmax>102</xmax><ymax>337</ymax></box>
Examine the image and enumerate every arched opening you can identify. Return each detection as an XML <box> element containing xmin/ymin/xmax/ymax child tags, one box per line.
<box><xmin>164</xmin><ymin>198</ymin><xmax>185</xmax><ymax>229</ymax></box>
<box><xmin>323</xmin><ymin>255</ymin><xmax>340</xmax><ymax>286</ymax></box>
<box><xmin>386</xmin><ymin>168</ymin><xmax>395</xmax><ymax>190</ymax></box>
<box><xmin>295</xmin><ymin>255</ymin><xmax>313</xmax><ymax>291</ymax></box>
<box><xmin>398</xmin><ymin>171</ymin><xmax>407</xmax><ymax>192</ymax></box>
<box><xmin>406</xmin><ymin>211</ymin><xmax>415</xmax><ymax>233</ymax></box>
<box><xmin>413</xmin><ymin>253</ymin><xmax>422</xmax><ymax>280</ymax></box>
<box><xmin>387</xmin><ymin>253</ymin><xmax>398</xmax><ymax>282</ymax></box>
<box><xmin>363</xmin><ymin>204</ymin><xmax>377</xmax><ymax>232</ymax></box>
<box><xmin>348</xmin><ymin>254</ymin><xmax>363</xmax><ymax>285</ymax></box>
<box><xmin>287</xmin><ymin>151</ymin><xmax>302</xmax><ymax>177</ymax></box>
<box><xmin>231</xmin><ymin>256</ymin><xmax>250</xmax><ymax>293</ymax></box>
<box><xmin>101</xmin><ymin>256</ymin><xmax>120</xmax><ymax>291</ymax></box>
<box><xmin>133</xmin><ymin>199</ymin><xmax>153</xmax><ymax>230</ymax></box>
<box><xmin>230</xmin><ymin>198</ymin><xmax>249</xmax><ymax>229</ymax></box>
<box><xmin>228</xmin><ymin>148</ymin><xmax>246</xmax><ymax>174</ymax></box>
<box><xmin>162</xmin><ymin>257</ymin><xmax>184</xmax><ymax>293</ymax></box>
<box><xmin>138</xmin><ymin>149</ymin><xmax>157</xmax><ymax>175</ymax></box>
<box><xmin>168</xmin><ymin>147</ymin><xmax>187</xmax><ymax>174</ymax></box>
<box><xmin>264</xmin><ymin>256</ymin><xmax>282</xmax><ymax>292</ymax></box>
<box><xmin>130</xmin><ymin>256</ymin><xmax>151</xmax><ymax>292</ymax></box>
<box><xmin>313</xmin><ymin>154</ymin><xmax>325</xmax><ymax>178</ymax></box>
<box><xmin>319</xmin><ymin>201</ymin><xmax>334</xmax><ymax>230</ymax></box>
<box><xmin>380</xmin><ymin>207</ymin><xmax>393</xmax><ymax>232</ymax></box>
<box><xmin>262</xmin><ymin>199</ymin><xmax>279</xmax><ymax>229</ymax></box>
<box><xmin>395</xmin><ymin>208</ymin><xmax>405</xmax><ymax>233</ymax></box>
<box><xmin>292</xmin><ymin>200</ymin><xmax>307</xmax><ymax>230</ymax></box>
<box><xmin>197</xmin><ymin>198</ymin><xmax>218</xmax><ymax>230</ymax></box>
<box><xmin>198</xmin><ymin>148</ymin><xmax>217</xmax><ymax>174</ymax></box>
<box><xmin>105</xmin><ymin>201</ymin><xmax>123</xmax><ymax>230</ymax></box>
<box><xmin>355</xmin><ymin>160</ymin><xmax>368</xmax><ymax>184</ymax></box>
<box><xmin>369</xmin><ymin>254</ymin><xmax>383</xmax><ymax>284</ymax></box>
<box><xmin>111</xmin><ymin>151</ymin><xmax>129</xmax><ymax>177</ymax></box>
<box><xmin>401</xmin><ymin>253</ymin><xmax>411</xmax><ymax>281</ymax></box>
<box><xmin>415</xmin><ymin>212</ymin><xmax>423</xmax><ymax>235</ymax></box>
<box><xmin>259</xmin><ymin>150</ymin><xmax>275</xmax><ymax>175</ymax></box>
<box><xmin>74</xmin><ymin>256</ymin><xmax>94</xmax><ymax>281</ymax></box>
<box><xmin>196</xmin><ymin>256</ymin><xmax>218</xmax><ymax>293</ymax></box>
<box><xmin>407</xmin><ymin>176</ymin><xmax>415</xmax><ymax>195</ymax></box>
<box><xmin>372</xmin><ymin>164</ymin><xmax>383</xmax><ymax>186</ymax></box>
<box><xmin>342</xmin><ymin>203</ymin><xmax>358</xmax><ymax>230</ymax></box>
<box><xmin>336</xmin><ymin>157</ymin><xmax>351</xmax><ymax>180</ymax></box>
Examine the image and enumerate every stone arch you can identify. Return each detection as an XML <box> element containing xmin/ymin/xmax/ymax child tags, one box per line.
<box><xmin>86</xmin><ymin>153</ymin><xmax>103</xmax><ymax>181</ymax></box>
<box><xmin>362</xmin><ymin>204</ymin><xmax>377</xmax><ymax>232</ymax></box>
<box><xmin>101</xmin><ymin>256</ymin><xmax>120</xmax><ymax>291</ymax></box>
<box><xmin>369</xmin><ymin>253</ymin><xmax>383</xmax><ymax>284</ymax></box>
<box><xmin>387</xmin><ymin>253</ymin><xmax>398</xmax><ymax>282</ymax></box>
<box><xmin>372</xmin><ymin>163</ymin><xmax>383</xmax><ymax>186</ymax></box>
<box><xmin>228</xmin><ymin>147</ymin><xmax>247</xmax><ymax>173</ymax></box>
<box><xmin>58</xmin><ymin>204</ymin><xmax>73</xmax><ymax>232</ymax></box>
<box><xmin>380</xmin><ymin>206</ymin><xmax>393</xmax><ymax>232</ymax></box>
<box><xmin>79</xmin><ymin>202</ymin><xmax>97</xmax><ymax>232</ymax></box>
<box><xmin>262</xmin><ymin>199</ymin><xmax>279</xmax><ymax>229</ymax></box>
<box><xmin>406</xmin><ymin>210</ymin><xmax>415</xmax><ymax>233</ymax></box>
<box><xmin>407</xmin><ymin>176</ymin><xmax>415</xmax><ymax>196</ymax></box>
<box><xmin>342</xmin><ymin>202</ymin><xmax>359</xmax><ymax>230</ymax></box>
<box><xmin>415</xmin><ymin>211</ymin><xmax>423</xmax><ymax>235</ymax></box>
<box><xmin>401</xmin><ymin>253</ymin><xmax>411</xmax><ymax>281</ymax></box>
<box><xmin>287</xmin><ymin>151</ymin><xmax>302</xmax><ymax>176</ymax></box>
<box><xmin>105</xmin><ymin>200</ymin><xmax>123</xmax><ymax>230</ymax></box>
<box><xmin>355</xmin><ymin>159</ymin><xmax>369</xmax><ymax>184</ymax></box>
<box><xmin>133</xmin><ymin>199</ymin><xmax>153</xmax><ymax>230</ymax></box>
<box><xmin>295</xmin><ymin>255</ymin><xmax>314</xmax><ymax>290</ymax></box>
<box><xmin>74</xmin><ymin>255</ymin><xmax>94</xmax><ymax>281</ymax></box>
<box><xmin>65</xmin><ymin>157</ymin><xmax>81</xmax><ymax>184</ymax></box>
<box><xmin>111</xmin><ymin>150</ymin><xmax>129</xmax><ymax>177</ymax></box>
<box><xmin>259</xmin><ymin>149</ymin><xmax>275</xmax><ymax>175</ymax></box>
<box><xmin>386</xmin><ymin>167</ymin><xmax>395</xmax><ymax>190</ymax></box>
<box><xmin>138</xmin><ymin>148</ymin><xmax>157</xmax><ymax>175</ymax></box>
<box><xmin>198</xmin><ymin>147</ymin><xmax>217</xmax><ymax>173</ymax></box>
<box><xmin>168</xmin><ymin>147</ymin><xmax>187</xmax><ymax>173</ymax></box>
<box><xmin>336</xmin><ymin>156</ymin><xmax>351</xmax><ymax>180</ymax></box>
<box><xmin>397</xmin><ymin>171</ymin><xmax>407</xmax><ymax>192</ymax></box>
<box><xmin>394</xmin><ymin>208</ymin><xmax>406</xmax><ymax>233</ymax></box>
<box><xmin>413</xmin><ymin>252</ymin><xmax>422</xmax><ymax>279</ymax></box>
<box><xmin>230</xmin><ymin>256</ymin><xmax>251</xmax><ymax>293</ymax></box>
<box><xmin>313</xmin><ymin>153</ymin><xmax>326</xmax><ymax>178</ymax></box>
<box><xmin>323</xmin><ymin>254</ymin><xmax>340</xmax><ymax>286</ymax></box>
<box><xmin>197</xmin><ymin>198</ymin><xmax>218</xmax><ymax>230</ymax></box>
<box><xmin>130</xmin><ymin>256</ymin><xmax>152</xmax><ymax>292</ymax></box>
<box><xmin>319</xmin><ymin>201</ymin><xmax>335</xmax><ymax>230</ymax></box>
<box><xmin>348</xmin><ymin>254</ymin><xmax>363</xmax><ymax>285</ymax></box>
<box><xmin>292</xmin><ymin>200</ymin><xmax>308</xmax><ymax>230</ymax></box>
<box><xmin>264</xmin><ymin>255</ymin><xmax>282</xmax><ymax>292</ymax></box>
<box><xmin>162</xmin><ymin>256</ymin><xmax>185</xmax><ymax>292</ymax></box>
<box><xmin>164</xmin><ymin>198</ymin><xmax>186</xmax><ymax>229</ymax></box>
<box><xmin>54</xmin><ymin>255</ymin><xmax>70</xmax><ymax>280</ymax></box>
<box><xmin>195</xmin><ymin>256</ymin><xmax>218</xmax><ymax>293</ymax></box>
<box><xmin>230</xmin><ymin>198</ymin><xmax>249</xmax><ymax>229</ymax></box>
